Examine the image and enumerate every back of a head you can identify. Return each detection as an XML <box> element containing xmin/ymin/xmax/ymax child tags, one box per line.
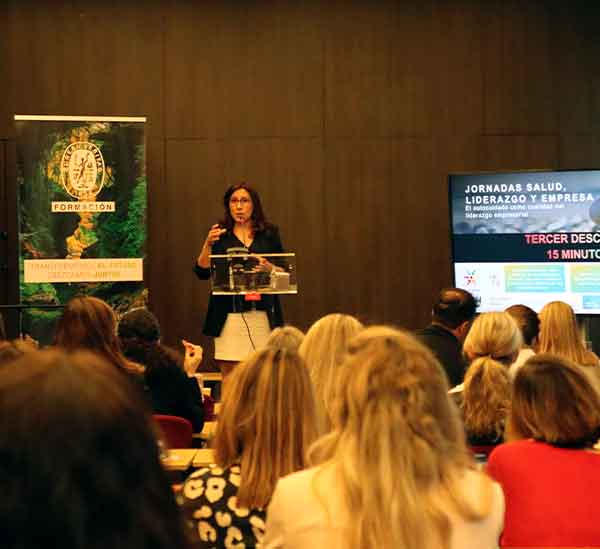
<box><xmin>299</xmin><ymin>313</ymin><xmax>363</xmax><ymax>429</ymax></box>
<box><xmin>431</xmin><ymin>288</ymin><xmax>477</xmax><ymax>329</ymax></box>
<box><xmin>323</xmin><ymin>325</ymin><xmax>466</xmax><ymax>467</ymax></box>
<box><xmin>215</xmin><ymin>347</ymin><xmax>318</xmax><ymax>508</ymax></box>
<box><xmin>463</xmin><ymin>311</ymin><xmax>522</xmax><ymax>365</ymax></box>
<box><xmin>118</xmin><ymin>308</ymin><xmax>165</xmax><ymax>368</ymax></box>
<box><xmin>462</xmin><ymin>357</ymin><xmax>511</xmax><ymax>439</ymax></box>
<box><xmin>538</xmin><ymin>301</ymin><xmax>589</xmax><ymax>364</ymax></box>
<box><xmin>55</xmin><ymin>296</ymin><xmax>120</xmax><ymax>356</ymax></box>
<box><xmin>509</xmin><ymin>353</ymin><xmax>600</xmax><ymax>447</ymax></box>
<box><xmin>118</xmin><ymin>308</ymin><xmax>161</xmax><ymax>343</ymax></box>
<box><xmin>311</xmin><ymin>326</ymin><xmax>488</xmax><ymax>549</ymax></box>
<box><xmin>0</xmin><ymin>349</ymin><xmax>186</xmax><ymax>549</ymax></box>
<box><xmin>505</xmin><ymin>304</ymin><xmax>539</xmax><ymax>347</ymax></box>
<box><xmin>264</xmin><ymin>325</ymin><xmax>304</xmax><ymax>352</ymax></box>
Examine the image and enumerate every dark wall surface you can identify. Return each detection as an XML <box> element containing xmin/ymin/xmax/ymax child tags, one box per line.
<box><xmin>1</xmin><ymin>0</ymin><xmax>600</xmax><ymax>360</ymax></box>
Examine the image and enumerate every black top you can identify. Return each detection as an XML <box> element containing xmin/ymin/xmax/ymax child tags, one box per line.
<box><xmin>148</xmin><ymin>371</ymin><xmax>205</xmax><ymax>432</ymax></box>
<box><xmin>194</xmin><ymin>226</ymin><xmax>285</xmax><ymax>337</ymax></box>
<box><xmin>415</xmin><ymin>323</ymin><xmax>467</xmax><ymax>387</ymax></box>
<box><xmin>122</xmin><ymin>340</ymin><xmax>205</xmax><ymax>432</ymax></box>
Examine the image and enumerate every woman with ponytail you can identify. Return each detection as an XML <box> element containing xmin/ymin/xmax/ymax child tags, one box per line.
<box><xmin>461</xmin><ymin>312</ymin><xmax>521</xmax><ymax>447</ymax></box>
<box><xmin>264</xmin><ymin>326</ymin><xmax>504</xmax><ymax>549</ymax></box>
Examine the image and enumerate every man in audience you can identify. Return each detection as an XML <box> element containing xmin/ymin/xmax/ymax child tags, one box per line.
<box><xmin>416</xmin><ymin>288</ymin><xmax>477</xmax><ymax>387</ymax></box>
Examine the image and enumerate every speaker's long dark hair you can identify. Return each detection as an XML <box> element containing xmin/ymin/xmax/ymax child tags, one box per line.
<box><xmin>220</xmin><ymin>183</ymin><xmax>273</xmax><ymax>233</ymax></box>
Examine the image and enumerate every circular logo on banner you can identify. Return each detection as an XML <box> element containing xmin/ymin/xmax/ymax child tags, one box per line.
<box><xmin>60</xmin><ymin>141</ymin><xmax>105</xmax><ymax>199</ymax></box>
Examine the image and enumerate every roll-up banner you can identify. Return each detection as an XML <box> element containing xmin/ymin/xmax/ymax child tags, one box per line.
<box><xmin>14</xmin><ymin>115</ymin><xmax>147</xmax><ymax>343</ymax></box>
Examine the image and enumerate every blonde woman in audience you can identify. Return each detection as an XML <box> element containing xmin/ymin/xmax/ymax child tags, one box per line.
<box><xmin>299</xmin><ymin>313</ymin><xmax>363</xmax><ymax>431</ymax></box>
<box><xmin>178</xmin><ymin>348</ymin><xmax>318</xmax><ymax>548</ymax></box>
<box><xmin>462</xmin><ymin>312</ymin><xmax>522</xmax><ymax>370</ymax></box>
<box><xmin>537</xmin><ymin>301</ymin><xmax>600</xmax><ymax>394</ymax></box>
<box><xmin>505</xmin><ymin>304</ymin><xmax>539</xmax><ymax>377</ymax></box>
<box><xmin>488</xmin><ymin>354</ymin><xmax>600</xmax><ymax>547</ymax></box>
<box><xmin>462</xmin><ymin>358</ymin><xmax>511</xmax><ymax>448</ymax></box>
<box><xmin>265</xmin><ymin>325</ymin><xmax>304</xmax><ymax>351</ymax></box>
<box><xmin>538</xmin><ymin>300</ymin><xmax>598</xmax><ymax>365</ymax></box>
<box><xmin>264</xmin><ymin>326</ymin><xmax>504</xmax><ymax>549</ymax></box>
<box><xmin>460</xmin><ymin>312</ymin><xmax>521</xmax><ymax>448</ymax></box>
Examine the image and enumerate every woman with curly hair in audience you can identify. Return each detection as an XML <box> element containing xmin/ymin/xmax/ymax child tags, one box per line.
<box><xmin>178</xmin><ymin>347</ymin><xmax>318</xmax><ymax>548</ymax></box>
<box><xmin>487</xmin><ymin>353</ymin><xmax>600</xmax><ymax>547</ymax></box>
<box><xmin>537</xmin><ymin>300</ymin><xmax>600</xmax><ymax>393</ymax></box>
<box><xmin>299</xmin><ymin>313</ymin><xmax>363</xmax><ymax>431</ymax></box>
<box><xmin>459</xmin><ymin>312</ymin><xmax>521</xmax><ymax>448</ymax></box>
<box><xmin>0</xmin><ymin>348</ymin><xmax>189</xmax><ymax>549</ymax></box>
<box><xmin>264</xmin><ymin>326</ymin><xmax>504</xmax><ymax>549</ymax></box>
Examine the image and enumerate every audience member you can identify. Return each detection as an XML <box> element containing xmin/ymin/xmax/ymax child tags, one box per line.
<box><xmin>538</xmin><ymin>300</ymin><xmax>597</xmax><ymax>364</ymax></box>
<box><xmin>416</xmin><ymin>288</ymin><xmax>477</xmax><ymax>387</ymax></box>
<box><xmin>265</xmin><ymin>325</ymin><xmax>304</xmax><ymax>352</ymax></box>
<box><xmin>298</xmin><ymin>313</ymin><xmax>363</xmax><ymax>432</ymax></box>
<box><xmin>462</xmin><ymin>356</ymin><xmax>511</xmax><ymax>447</ymax></box>
<box><xmin>55</xmin><ymin>296</ymin><xmax>144</xmax><ymax>380</ymax></box>
<box><xmin>505</xmin><ymin>304</ymin><xmax>539</xmax><ymax>377</ymax></box>
<box><xmin>459</xmin><ymin>312</ymin><xmax>521</xmax><ymax>447</ymax></box>
<box><xmin>462</xmin><ymin>311</ymin><xmax>522</xmax><ymax>369</ymax></box>
<box><xmin>178</xmin><ymin>348</ymin><xmax>318</xmax><ymax>548</ymax></box>
<box><xmin>488</xmin><ymin>353</ymin><xmax>600</xmax><ymax>547</ymax></box>
<box><xmin>538</xmin><ymin>300</ymin><xmax>600</xmax><ymax>394</ymax></box>
<box><xmin>264</xmin><ymin>326</ymin><xmax>504</xmax><ymax>549</ymax></box>
<box><xmin>118</xmin><ymin>308</ymin><xmax>205</xmax><ymax>432</ymax></box>
<box><xmin>0</xmin><ymin>348</ymin><xmax>188</xmax><ymax>549</ymax></box>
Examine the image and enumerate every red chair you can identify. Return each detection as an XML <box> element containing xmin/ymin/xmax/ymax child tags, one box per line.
<box><xmin>153</xmin><ymin>414</ymin><xmax>193</xmax><ymax>448</ymax></box>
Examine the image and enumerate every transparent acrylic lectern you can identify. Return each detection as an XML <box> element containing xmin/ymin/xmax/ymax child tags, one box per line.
<box><xmin>209</xmin><ymin>252</ymin><xmax>297</xmax><ymax>295</ymax></box>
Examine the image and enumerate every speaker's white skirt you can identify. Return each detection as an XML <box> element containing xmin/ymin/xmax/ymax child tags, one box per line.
<box><xmin>214</xmin><ymin>311</ymin><xmax>271</xmax><ymax>361</ymax></box>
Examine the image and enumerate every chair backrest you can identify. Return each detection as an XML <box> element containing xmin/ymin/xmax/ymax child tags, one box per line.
<box><xmin>153</xmin><ymin>414</ymin><xmax>193</xmax><ymax>448</ymax></box>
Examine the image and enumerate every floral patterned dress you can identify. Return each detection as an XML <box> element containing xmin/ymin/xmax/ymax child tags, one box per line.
<box><xmin>178</xmin><ymin>463</ymin><xmax>266</xmax><ymax>548</ymax></box>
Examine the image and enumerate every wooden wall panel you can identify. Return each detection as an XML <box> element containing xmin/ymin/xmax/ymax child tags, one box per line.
<box><xmin>476</xmin><ymin>136</ymin><xmax>559</xmax><ymax>171</ymax></box>
<box><xmin>482</xmin><ymin>0</ymin><xmax>557</xmax><ymax>135</ymax></box>
<box><xmin>559</xmin><ymin>136</ymin><xmax>600</xmax><ymax>169</ymax></box>
<box><xmin>552</xmin><ymin>2</ymin><xmax>600</xmax><ymax>135</ymax></box>
<box><xmin>0</xmin><ymin>3</ymin><xmax>9</xmax><ymax>138</ymax></box>
<box><xmin>1</xmin><ymin>141</ymin><xmax>19</xmax><ymax>337</ymax></box>
<box><xmin>4</xmin><ymin>0</ymin><xmax>164</xmax><ymax>137</ymax></box>
<box><xmin>323</xmin><ymin>138</ymin><xmax>437</xmax><ymax>328</ymax></box>
<box><xmin>145</xmin><ymin>136</ymin><xmax>169</xmax><ymax>326</ymax></box>
<box><xmin>324</xmin><ymin>0</ymin><xmax>433</xmax><ymax>138</ymax></box>
<box><xmin>430</xmin><ymin>0</ymin><xmax>484</xmax><ymax>136</ymax></box>
<box><xmin>165</xmin><ymin>0</ymin><xmax>323</xmax><ymax>139</ymax></box>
